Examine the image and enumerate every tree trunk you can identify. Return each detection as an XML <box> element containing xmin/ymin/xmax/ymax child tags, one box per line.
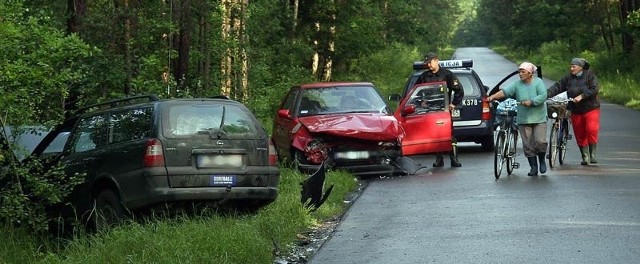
<box><xmin>66</xmin><ymin>0</ymin><xmax>87</xmax><ymax>34</ymax></box>
<box><xmin>197</xmin><ymin>1</ymin><xmax>212</xmax><ymax>96</ymax></box>
<box><xmin>220</xmin><ymin>0</ymin><xmax>232</xmax><ymax>97</ymax></box>
<box><xmin>292</xmin><ymin>0</ymin><xmax>299</xmax><ymax>33</ymax></box>
<box><xmin>64</xmin><ymin>0</ymin><xmax>88</xmax><ymax>116</ymax></box>
<box><xmin>620</xmin><ymin>0</ymin><xmax>637</xmax><ymax>54</ymax></box>
<box><xmin>238</xmin><ymin>0</ymin><xmax>249</xmax><ymax>101</ymax></box>
<box><xmin>172</xmin><ymin>0</ymin><xmax>192</xmax><ymax>95</ymax></box>
<box><xmin>322</xmin><ymin>14</ymin><xmax>335</xmax><ymax>82</ymax></box>
<box><xmin>311</xmin><ymin>22</ymin><xmax>320</xmax><ymax>78</ymax></box>
<box><xmin>123</xmin><ymin>0</ymin><xmax>132</xmax><ymax>95</ymax></box>
<box><xmin>604</xmin><ymin>0</ymin><xmax>616</xmax><ymax>51</ymax></box>
<box><xmin>382</xmin><ymin>0</ymin><xmax>388</xmax><ymax>41</ymax></box>
<box><xmin>218</xmin><ymin>0</ymin><xmax>249</xmax><ymax>100</ymax></box>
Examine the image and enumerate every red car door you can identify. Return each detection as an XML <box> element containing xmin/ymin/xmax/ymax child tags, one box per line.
<box><xmin>394</xmin><ymin>82</ymin><xmax>453</xmax><ymax>156</ymax></box>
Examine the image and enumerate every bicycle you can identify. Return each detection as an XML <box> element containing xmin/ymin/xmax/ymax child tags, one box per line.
<box><xmin>493</xmin><ymin>100</ymin><xmax>519</xmax><ymax>179</ymax></box>
<box><xmin>546</xmin><ymin>97</ymin><xmax>572</xmax><ymax>168</ymax></box>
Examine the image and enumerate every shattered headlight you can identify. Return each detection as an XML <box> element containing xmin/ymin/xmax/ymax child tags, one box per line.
<box><xmin>378</xmin><ymin>141</ymin><xmax>399</xmax><ymax>147</ymax></box>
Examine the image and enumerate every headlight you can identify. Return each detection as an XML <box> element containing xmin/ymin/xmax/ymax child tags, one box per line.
<box><xmin>552</xmin><ymin>112</ymin><xmax>558</xmax><ymax>118</ymax></box>
<box><xmin>379</xmin><ymin>141</ymin><xmax>399</xmax><ymax>147</ymax></box>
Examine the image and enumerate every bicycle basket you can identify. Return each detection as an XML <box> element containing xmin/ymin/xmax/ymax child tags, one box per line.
<box><xmin>547</xmin><ymin>103</ymin><xmax>567</xmax><ymax>119</ymax></box>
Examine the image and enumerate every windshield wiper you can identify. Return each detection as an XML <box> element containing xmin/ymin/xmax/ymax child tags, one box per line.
<box><xmin>216</xmin><ymin>106</ymin><xmax>227</xmax><ymax>139</ymax></box>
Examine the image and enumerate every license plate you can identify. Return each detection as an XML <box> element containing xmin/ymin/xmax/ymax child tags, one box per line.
<box><xmin>209</xmin><ymin>175</ymin><xmax>236</xmax><ymax>186</ymax></box>
<box><xmin>452</xmin><ymin>109</ymin><xmax>460</xmax><ymax>118</ymax></box>
<box><xmin>335</xmin><ymin>151</ymin><xmax>370</xmax><ymax>160</ymax></box>
<box><xmin>197</xmin><ymin>154</ymin><xmax>243</xmax><ymax>168</ymax></box>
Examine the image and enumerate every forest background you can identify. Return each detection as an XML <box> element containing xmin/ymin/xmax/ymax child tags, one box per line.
<box><xmin>2</xmin><ymin>0</ymin><xmax>640</xmax><ymax>263</ymax></box>
<box><xmin>2</xmin><ymin>0</ymin><xmax>640</xmax><ymax>132</ymax></box>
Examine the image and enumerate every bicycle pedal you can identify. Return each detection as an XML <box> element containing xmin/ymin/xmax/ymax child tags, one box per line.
<box><xmin>513</xmin><ymin>162</ymin><xmax>520</xmax><ymax>169</ymax></box>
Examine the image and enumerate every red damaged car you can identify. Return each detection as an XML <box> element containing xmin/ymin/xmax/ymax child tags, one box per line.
<box><xmin>272</xmin><ymin>82</ymin><xmax>403</xmax><ymax>177</ymax></box>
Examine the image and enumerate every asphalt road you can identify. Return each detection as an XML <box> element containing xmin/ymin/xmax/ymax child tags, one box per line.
<box><xmin>309</xmin><ymin>47</ymin><xmax>640</xmax><ymax>264</ymax></box>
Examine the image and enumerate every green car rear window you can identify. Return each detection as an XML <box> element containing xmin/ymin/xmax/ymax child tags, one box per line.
<box><xmin>163</xmin><ymin>103</ymin><xmax>259</xmax><ymax>139</ymax></box>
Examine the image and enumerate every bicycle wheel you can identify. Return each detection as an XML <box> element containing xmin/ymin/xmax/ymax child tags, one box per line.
<box><xmin>507</xmin><ymin>130</ymin><xmax>518</xmax><ymax>175</ymax></box>
<box><xmin>548</xmin><ymin>122</ymin><xmax>559</xmax><ymax>168</ymax></box>
<box><xmin>558</xmin><ymin>119</ymin><xmax>569</xmax><ymax>165</ymax></box>
<box><xmin>494</xmin><ymin>131</ymin><xmax>506</xmax><ymax>179</ymax></box>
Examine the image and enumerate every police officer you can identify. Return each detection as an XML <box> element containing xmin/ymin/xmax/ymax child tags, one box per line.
<box><xmin>416</xmin><ymin>52</ymin><xmax>464</xmax><ymax>167</ymax></box>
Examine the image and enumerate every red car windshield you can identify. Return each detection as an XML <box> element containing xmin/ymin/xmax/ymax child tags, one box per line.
<box><xmin>299</xmin><ymin>86</ymin><xmax>389</xmax><ymax>116</ymax></box>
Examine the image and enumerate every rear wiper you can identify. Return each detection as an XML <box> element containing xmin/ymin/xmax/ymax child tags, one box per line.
<box><xmin>216</xmin><ymin>106</ymin><xmax>227</xmax><ymax>139</ymax></box>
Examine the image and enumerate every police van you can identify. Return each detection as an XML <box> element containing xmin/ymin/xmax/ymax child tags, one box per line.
<box><xmin>399</xmin><ymin>59</ymin><xmax>495</xmax><ymax>151</ymax></box>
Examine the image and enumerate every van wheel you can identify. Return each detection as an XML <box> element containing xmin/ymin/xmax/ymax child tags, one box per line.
<box><xmin>480</xmin><ymin>136</ymin><xmax>495</xmax><ymax>152</ymax></box>
<box><xmin>93</xmin><ymin>189</ymin><xmax>125</xmax><ymax>231</ymax></box>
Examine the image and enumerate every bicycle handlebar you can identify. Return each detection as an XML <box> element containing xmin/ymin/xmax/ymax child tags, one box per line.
<box><xmin>548</xmin><ymin>97</ymin><xmax>573</xmax><ymax>103</ymax></box>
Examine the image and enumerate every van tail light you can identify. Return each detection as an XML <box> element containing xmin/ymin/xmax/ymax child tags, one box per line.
<box><xmin>144</xmin><ymin>138</ymin><xmax>165</xmax><ymax>167</ymax></box>
<box><xmin>268</xmin><ymin>138</ymin><xmax>278</xmax><ymax>166</ymax></box>
<box><xmin>481</xmin><ymin>97</ymin><xmax>491</xmax><ymax>121</ymax></box>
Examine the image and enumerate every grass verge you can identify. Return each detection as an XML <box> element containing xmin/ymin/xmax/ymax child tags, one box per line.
<box><xmin>0</xmin><ymin>167</ymin><xmax>359</xmax><ymax>264</ymax></box>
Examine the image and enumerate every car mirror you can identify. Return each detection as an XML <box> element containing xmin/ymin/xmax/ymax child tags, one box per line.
<box><xmin>277</xmin><ymin>109</ymin><xmax>291</xmax><ymax>119</ymax></box>
<box><xmin>401</xmin><ymin>104</ymin><xmax>416</xmax><ymax>116</ymax></box>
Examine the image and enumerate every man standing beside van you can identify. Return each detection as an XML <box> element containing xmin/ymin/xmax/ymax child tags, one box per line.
<box><xmin>416</xmin><ymin>52</ymin><xmax>464</xmax><ymax>167</ymax></box>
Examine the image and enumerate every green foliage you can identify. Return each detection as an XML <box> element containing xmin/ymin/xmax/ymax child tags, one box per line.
<box><xmin>0</xmin><ymin>3</ymin><xmax>94</xmax><ymax>126</ymax></box>
<box><xmin>243</xmin><ymin>1</ymin><xmax>316</xmax><ymax>129</ymax></box>
<box><xmin>592</xmin><ymin>52</ymin><xmax>640</xmax><ymax>108</ymax></box>
<box><xmin>339</xmin><ymin>43</ymin><xmax>421</xmax><ymax>96</ymax></box>
<box><xmin>0</xmin><ymin>154</ymin><xmax>84</xmax><ymax>233</ymax></box>
<box><xmin>0</xmin><ymin>2</ymin><xmax>92</xmax><ymax>234</ymax></box>
<box><xmin>332</xmin><ymin>0</ymin><xmax>386</xmax><ymax>70</ymax></box>
<box><xmin>474</xmin><ymin>0</ymin><xmax>620</xmax><ymax>53</ymax></box>
<box><xmin>626</xmin><ymin>10</ymin><xmax>640</xmax><ymax>39</ymax></box>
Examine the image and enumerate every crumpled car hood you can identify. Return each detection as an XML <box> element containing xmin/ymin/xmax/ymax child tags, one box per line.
<box><xmin>298</xmin><ymin>114</ymin><xmax>400</xmax><ymax>141</ymax></box>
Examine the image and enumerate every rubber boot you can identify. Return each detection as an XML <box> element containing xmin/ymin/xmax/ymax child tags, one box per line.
<box><xmin>527</xmin><ymin>157</ymin><xmax>538</xmax><ymax>176</ymax></box>
<box><xmin>450</xmin><ymin>154</ymin><xmax>462</xmax><ymax>167</ymax></box>
<box><xmin>537</xmin><ymin>152</ymin><xmax>547</xmax><ymax>174</ymax></box>
<box><xmin>589</xmin><ymin>144</ymin><xmax>598</xmax><ymax>164</ymax></box>
<box><xmin>579</xmin><ymin>146</ymin><xmax>590</xmax><ymax>165</ymax></box>
<box><xmin>433</xmin><ymin>154</ymin><xmax>444</xmax><ymax>167</ymax></box>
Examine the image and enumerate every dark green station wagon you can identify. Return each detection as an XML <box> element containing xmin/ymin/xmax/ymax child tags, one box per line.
<box><xmin>30</xmin><ymin>95</ymin><xmax>280</xmax><ymax>228</ymax></box>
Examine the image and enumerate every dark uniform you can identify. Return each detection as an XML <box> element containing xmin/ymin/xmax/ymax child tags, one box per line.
<box><xmin>416</xmin><ymin>67</ymin><xmax>464</xmax><ymax>106</ymax></box>
<box><xmin>416</xmin><ymin>52</ymin><xmax>464</xmax><ymax>167</ymax></box>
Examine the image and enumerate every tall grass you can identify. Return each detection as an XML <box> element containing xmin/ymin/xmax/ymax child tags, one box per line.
<box><xmin>598</xmin><ymin>75</ymin><xmax>640</xmax><ymax>108</ymax></box>
<box><xmin>0</xmin><ymin>168</ymin><xmax>359</xmax><ymax>264</ymax></box>
<box><xmin>0</xmin><ymin>223</ymin><xmax>51</xmax><ymax>263</ymax></box>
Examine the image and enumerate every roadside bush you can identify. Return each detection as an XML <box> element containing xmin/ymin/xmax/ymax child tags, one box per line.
<box><xmin>0</xmin><ymin>1</ymin><xmax>95</xmax><ymax>235</ymax></box>
<box><xmin>0</xmin><ymin>153</ymin><xmax>84</xmax><ymax>234</ymax></box>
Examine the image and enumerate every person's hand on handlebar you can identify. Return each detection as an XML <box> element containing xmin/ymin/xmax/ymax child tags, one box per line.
<box><xmin>520</xmin><ymin>100</ymin><xmax>533</xmax><ymax>107</ymax></box>
<box><xmin>572</xmin><ymin>94</ymin><xmax>583</xmax><ymax>103</ymax></box>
